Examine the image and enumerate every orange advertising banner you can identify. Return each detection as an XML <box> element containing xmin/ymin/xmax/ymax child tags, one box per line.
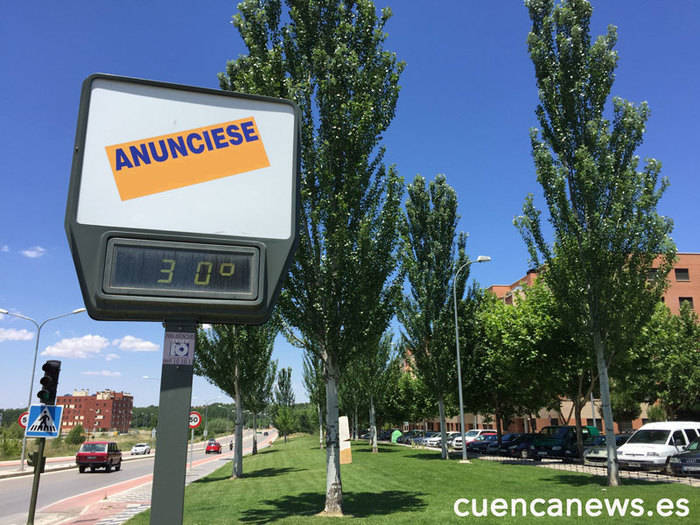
<box><xmin>105</xmin><ymin>117</ymin><xmax>270</xmax><ymax>200</ymax></box>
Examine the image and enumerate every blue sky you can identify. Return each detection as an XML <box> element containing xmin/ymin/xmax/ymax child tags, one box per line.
<box><xmin>1</xmin><ymin>1</ymin><xmax>698</xmax><ymax>410</ymax></box>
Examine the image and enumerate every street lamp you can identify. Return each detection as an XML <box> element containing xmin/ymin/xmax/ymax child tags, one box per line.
<box><xmin>0</xmin><ymin>307</ymin><xmax>86</xmax><ymax>470</ymax></box>
<box><xmin>452</xmin><ymin>255</ymin><xmax>490</xmax><ymax>462</ymax></box>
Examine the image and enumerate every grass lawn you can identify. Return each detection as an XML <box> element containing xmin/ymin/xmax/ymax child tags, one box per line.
<box><xmin>127</xmin><ymin>435</ymin><xmax>697</xmax><ymax>524</ymax></box>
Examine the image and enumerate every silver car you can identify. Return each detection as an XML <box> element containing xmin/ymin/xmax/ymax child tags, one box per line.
<box><xmin>130</xmin><ymin>442</ymin><xmax>151</xmax><ymax>455</ymax></box>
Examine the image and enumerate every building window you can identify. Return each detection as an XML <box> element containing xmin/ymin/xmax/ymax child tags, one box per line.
<box><xmin>679</xmin><ymin>297</ymin><xmax>694</xmax><ymax>309</ymax></box>
<box><xmin>675</xmin><ymin>268</ymin><xmax>690</xmax><ymax>281</ymax></box>
<box><xmin>647</xmin><ymin>268</ymin><xmax>658</xmax><ymax>281</ymax></box>
<box><xmin>550</xmin><ymin>418</ymin><xmax>559</xmax><ymax>426</ymax></box>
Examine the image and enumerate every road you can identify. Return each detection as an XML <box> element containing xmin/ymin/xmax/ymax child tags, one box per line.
<box><xmin>0</xmin><ymin>431</ymin><xmax>255</xmax><ymax>524</ymax></box>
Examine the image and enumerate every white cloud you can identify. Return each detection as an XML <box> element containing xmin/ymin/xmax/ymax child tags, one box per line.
<box><xmin>82</xmin><ymin>370</ymin><xmax>121</xmax><ymax>377</ymax></box>
<box><xmin>105</xmin><ymin>353</ymin><xmax>120</xmax><ymax>361</ymax></box>
<box><xmin>112</xmin><ymin>335</ymin><xmax>159</xmax><ymax>352</ymax></box>
<box><xmin>21</xmin><ymin>246</ymin><xmax>46</xmax><ymax>258</ymax></box>
<box><xmin>42</xmin><ymin>335</ymin><xmax>109</xmax><ymax>358</ymax></box>
<box><xmin>0</xmin><ymin>328</ymin><xmax>34</xmax><ymax>342</ymax></box>
<box><xmin>1</xmin><ymin>245</ymin><xmax>9</xmax><ymax>253</ymax></box>
<box><xmin>201</xmin><ymin>323</ymin><xmax>213</xmax><ymax>330</ymax></box>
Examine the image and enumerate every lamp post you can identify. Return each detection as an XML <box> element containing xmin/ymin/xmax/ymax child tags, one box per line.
<box><xmin>0</xmin><ymin>307</ymin><xmax>86</xmax><ymax>471</ymax></box>
<box><xmin>452</xmin><ymin>256</ymin><xmax>490</xmax><ymax>462</ymax></box>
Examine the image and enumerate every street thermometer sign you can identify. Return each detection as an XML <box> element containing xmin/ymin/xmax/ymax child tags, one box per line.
<box><xmin>65</xmin><ymin>74</ymin><xmax>300</xmax><ymax>324</ymax></box>
<box><xmin>65</xmin><ymin>74</ymin><xmax>299</xmax><ymax>525</ymax></box>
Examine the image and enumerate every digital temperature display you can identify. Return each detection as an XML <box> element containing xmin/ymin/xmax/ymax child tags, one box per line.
<box><xmin>104</xmin><ymin>239</ymin><xmax>259</xmax><ymax>300</ymax></box>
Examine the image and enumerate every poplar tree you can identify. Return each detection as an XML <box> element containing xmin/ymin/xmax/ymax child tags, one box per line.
<box><xmin>399</xmin><ymin>174</ymin><xmax>468</xmax><ymax>460</ymax></box>
<box><xmin>517</xmin><ymin>0</ymin><xmax>675</xmax><ymax>485</ymax></box>
<box><xmin>195</xmin><ymin>322</ymin><xmax>278</xmax><ymax>478</ymax></box>
<box><xmin>219</xmin><ymin>0</ymin><xmax>403</xmax><ymax>513</ymax></box>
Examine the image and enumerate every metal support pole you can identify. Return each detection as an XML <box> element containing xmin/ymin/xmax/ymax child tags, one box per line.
<box><xmin>453</xmin><ymin>263</ymin><xmax>469</xmax><ymax>462</ymax></box>
<box><xmin>26</xmin><ymin>438</ymin><xmax>45</xmax><ymax>524</ymax></box>
<box><xmin>189</xmin><ymin>428</ymin><xmax>194</xmax><ymax>472</ymax></box>
<box><xmin>150</xmin><ymin>321</ymin><xmax>196</xmax><ymax>525</ymax></box>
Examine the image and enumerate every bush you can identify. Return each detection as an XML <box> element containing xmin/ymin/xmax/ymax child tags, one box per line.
<box><xmin>66</xmin><ymin>424</ymin><xmax>86</xmax><ymax>445</ymax></box>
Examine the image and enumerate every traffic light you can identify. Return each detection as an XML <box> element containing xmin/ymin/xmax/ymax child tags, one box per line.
<box><xmin>37</xmin><ymin>360</ymin><xmax>61</xmax><ymax>405</ymax></box>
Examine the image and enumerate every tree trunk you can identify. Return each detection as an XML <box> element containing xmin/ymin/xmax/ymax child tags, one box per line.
<box><xmin>495</xmin><ymin>407</ymin><xmax>503</xmax><ymax>447</ymax></box>
<box><xmin>252</xmin><ymin>412</ymin><xmax>258</xmax><ymax>455</ymax></box>
<box><xmin>593</xmin><ymin>329</ymin><xmax>619</xmax><ymax>486</ymax></box>
<box><xmin>318</xmin><ymin>403</ymin><xmax>323</xmax><ymax>449</ymax></box>
<box><xmin>370</xmin><ymin>395</ymin><xmax>378</xmax><ymax>453</ymax></box>
<box><xmin>438</xmin><ymin>397</ymin><xmax>448</xmax><ymax>459</ymax></box>
<box><xmin>324</xmin><ymin>354</ymin><xmax>343</xmax><ymax>515</ymax></box>
<box><xmin>574</xmin><ymin>397</ymin><xmax>584</xmax><ymax>460</ymax></box>
<box><xmin>233</xmin><ymin>365</ymin><xmax>243</xmax><ymax>479</ymax></box>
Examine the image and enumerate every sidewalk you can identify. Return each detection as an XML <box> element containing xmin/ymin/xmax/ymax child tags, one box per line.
<box><xmin>11</xmin><ymin>430</ymin><xmax>277</xmax><ymax>525</ymax></box>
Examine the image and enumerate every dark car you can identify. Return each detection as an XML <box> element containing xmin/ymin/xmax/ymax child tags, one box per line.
<box><xmin>397</xmin><ymin>430</ymin><xmax>425</xmax><ymax>445</ymax></box>
<box><xmin>531</xmin><ymin>426</ymin><xmax>600</xmax><ymax>461</ymax></box>
<box><xmin>504</xmin><ymin>433</ymin><xmax>537</xmax><ymax>458</ymax></box>
<box><xmin>467</xmin><ymin>434</ymin><xmax>499</xmax><ymax>453</ymax></box>
<box><xmin>669</xmin><ymin>438</ymin><xmax>700</xmax><ymax>477</ymax></box>
<box><xmin>205</xmin><ymin>439</ymin><xmax>222</xmax><ymax>454</ymax></box>
<box><xmin>76</xmin><ymin>441</ymin><xmax>122</xmax><ymax>473</ymax></box>
<box><xmin>485</xmin><ymin>433</ymin><xmax>523</xmax><ymax>455</ymax></box>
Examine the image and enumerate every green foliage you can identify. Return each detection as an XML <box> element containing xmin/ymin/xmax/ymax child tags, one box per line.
<box><xmin>517</xmin><ymin>0</ymin><xmax>676</xmax><ymax>484</ymax></box>
<box><xmin>275</xmin><ymin>367</ymin><xmax>295</xmax><ymax>407</ymax></box>
<box><xmin>399</xmin><ymin>174</ymin><xmax>468</xmax><ymax>456</ymax></box>
<box><xmin>221</xmin><ymin>0</ymin><xmax>404</xmax><ymax>509</ymax></box>
<box><xmin>635</xmin><ymin>302</ymin><xmax>700</xmax><ymax>419</ymax></box>
<box><xmin>646</xmin><ymin>404</ymin><xmax>667</xmax><ymax>423</ymax></box>
<box><xmin>131</xmin><ymin>406</ymin><xmax>158</xmax><ymax>429</ymax></box>
<box><xmin>65</xmin><ymin>424</ymin><xmax>86</xmax><ymax>445</ymax></box>
<box><xmin>274</xmin><ymin>405</ymin><xmax>297</xmax><ymax>443</ymax></box>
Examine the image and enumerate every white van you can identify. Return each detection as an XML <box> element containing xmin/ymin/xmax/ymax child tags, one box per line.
<box><xmin>617</xmin><ymin>421</ymin><xmax>700</xmax><ymax>472</ymax></box>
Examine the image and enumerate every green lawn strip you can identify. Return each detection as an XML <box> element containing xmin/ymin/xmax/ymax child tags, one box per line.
<box><xmin>127</xmin><ymin>435</ymin><xmax>697</xmax><ymax>524</ymax></box>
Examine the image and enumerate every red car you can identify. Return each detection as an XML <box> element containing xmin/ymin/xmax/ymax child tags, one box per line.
<box><xmin>205</xmin><ymin>439</ymin><xmax>222</xmax><ymax>454</ymax></box>
<box><xmin>76</xmin><ymin>441</ymin><xmax>122</xmax><ymax>473</ymax></box>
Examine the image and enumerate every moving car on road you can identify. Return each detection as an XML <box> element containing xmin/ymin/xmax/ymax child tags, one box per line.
<box><xmin>130</xmin><ymin>443</ymin><xmax>151</xmax><ymax>455</ymax></box>
<box><xmin>205</xmin><ymin>439</ymin><xmax>222</xmax><ymax>454</ymax></box>
<box><xmin>76</xmin><ymin>441</ymin><xmax>122</xmax><ymax>473</ymax></box>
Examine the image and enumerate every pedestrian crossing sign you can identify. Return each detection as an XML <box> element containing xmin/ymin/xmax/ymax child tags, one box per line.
<box><xmin>25</xmin><ymin>404</ymin><xmax>63</xmax><ymax>438</ymax></box>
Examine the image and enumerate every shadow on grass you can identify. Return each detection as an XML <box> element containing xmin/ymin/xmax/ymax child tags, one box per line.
<box><xmin>239</xmin><ymin>490</ymin><xmax>425</xmax><ymax>522</ymax></box>
<box><xmin>541</xmin><ymin>473</ymin><xmax>671</xmax><ymax>488</ymax></box>
<box><xmin>354</xmin><ymin>446</ymin><xmax>401</xmax><ymax>453</ymax></box>
<box><xmin>245</xmin><ymin>467</ymin><xmax>307</xmax><ymax>478</ymax></box>
<box><xmin>405</xmin><ymin>452</ymin><xmax>449</xmax><ymax>460</ymax></box>
<box><xmin>195</xmin><ymin>467</ymin><xmax>305</xmax><ymax>484</ymax></box>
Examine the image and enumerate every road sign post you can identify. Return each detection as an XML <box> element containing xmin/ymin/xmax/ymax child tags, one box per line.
<box><xmin>65</xmin><ymin>74</ymin><xmax>299</xmax><ymax>525</ymax></box>
<box><xmin>189</xmin><ymin>410</ymin><xmax>202</xmax><ymax>473</ymax></box>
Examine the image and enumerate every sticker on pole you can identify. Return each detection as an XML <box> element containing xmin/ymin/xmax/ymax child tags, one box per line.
<box><xmin>25</xmin><ymin>405</ymin><xmax>63</xmax><ymax>438</ymax></box>
<box><xmin>163</xmin><ymin>331</ymin><xmax>195</xmax><ymax>366</ymax></box>
<box><xmin>18</xmin><ymin>411</ymin><xmax>29</xmax><ymax>429</ymax></box>
<box><xmin>189</xmin><ymin>411</ymin><xmax>202</xmax><ymax>429</ymax></box>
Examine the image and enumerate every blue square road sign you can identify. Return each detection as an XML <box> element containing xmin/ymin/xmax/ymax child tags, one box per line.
<box><xmin>25</xmin><ymin>404</ymin><xmax>63</xmax><ymax>438</ymax></box>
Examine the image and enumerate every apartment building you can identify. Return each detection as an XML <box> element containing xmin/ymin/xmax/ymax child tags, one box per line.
<box><xmin>57</xmin><ymin>389</ymin><xmax>133</xmax><ymax>434</ymax></box>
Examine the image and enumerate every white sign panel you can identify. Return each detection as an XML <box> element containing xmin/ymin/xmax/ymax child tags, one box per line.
<box><xmin>77</xmin><ymin>78</ymin><xmax>296</xmax><ymax>240</ymax></box>
<box><xmin>163</xmin><ymin>331</ymin><xmax>195</xmax><ymax>366</ymax></box>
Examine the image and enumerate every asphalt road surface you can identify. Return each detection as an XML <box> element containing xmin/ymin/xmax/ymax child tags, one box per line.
<box><xmin>0</xmin><ymin>431</ymin><xmax>253</xmax><ymax>523</ymax></box>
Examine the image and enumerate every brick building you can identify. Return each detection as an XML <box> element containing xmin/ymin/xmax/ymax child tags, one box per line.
<box><xmin>421</xmin><ymin>253</ymin><xmax>699</xmax><ymax>435</ymax></box>
<box><xmin>57</xmin><ymin>389</ymin><xmax>133</xmax><ymax>434</ymax></box>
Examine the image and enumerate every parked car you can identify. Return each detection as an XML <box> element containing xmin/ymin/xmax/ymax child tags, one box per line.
<box><xmin>76</xmin><ymin>441</ymin><xmax>122</xmax><ymax>473</ymax></box>
<box><xmin>423</xmin><ymin>432</ymin><xmax>445</xmax><ymax>448</ymax></box>
<box><xmin>485</xmin><ymin>433</ymin><xmax>523</xmax><ymax>455</ymax></box>
<box><xmin>669</xmin><ymin>437</ymin><xmax>700</xmax><ymax>477</ymax></box>
<box><xmin>445</xmin><ymin>432</ymin><xmax>461</xmax><ymax>448</ymax></box>
<box><xmin>617</xmin><ymin>422</ymin><xmax>700</xmax><ymax>472</ymax></box>
<box><xmin>452</xmin><ymin>429</ymin><xmax>496</xmax><ymax>450</ymax></box>
<box><xmin>397</xmin><ymin>430</ymin><xmax>425</xmax><ymax>445</ymax></box>
<box><xmin>503</xmin><ymin>433</ymin><xmax>537</xmax><ymax>458</ymax></box>
<box><xmin>531</xmin><ymin>425</ymin><xmax>600</xmax><ymax>461</ymax></box>
<box><xmin>582</xmin><ymin>434</ymin><xmax>631</xmax><ymax>467</ymax></box>
<box><xmin>467</xmin><ymin>434</ymin><xmax>499</xmax><ymax>453</ymax></box>
<box><xmin>205</xmin><ymin>439</ymin><xmax>222</xmax><ymax>454</ymax></box>
<box><xmin>130</xmin><ymin>443</ymin><xmax>151</xmax><ymax>455</ymax></box>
